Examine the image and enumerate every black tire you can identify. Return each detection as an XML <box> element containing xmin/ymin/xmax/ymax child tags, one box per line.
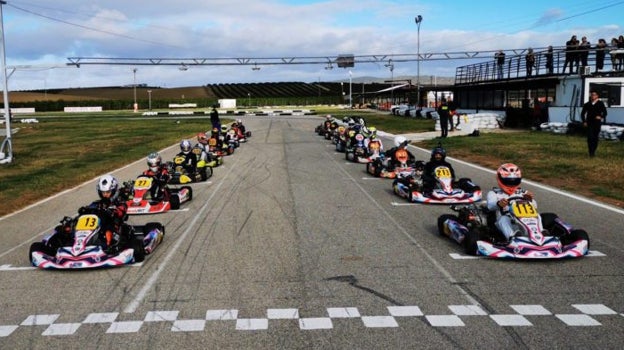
<box><xmin>143</xmin><ymin>222</ymin><xmax>165</xmax><ymax>238</ymax></box>
<box><xmin>183</xmin><ymin>186</ymin><xmax>193</xmax><ymax>201</ymax></box>
<box><xmin>29</xmin><ymin>242</ymin><xmax>56</xmax><ymax>262</ymax></box>
<box><xmin>392</xmin><ymin>180</ymin><xmax>400</xmax><ymax>195</ymax></box>
<box><xmin>170</xmin><ymin>194</ymin><xmax>181</xmax><ymax>210</ymax></box>
<box><xmin>540</xmin><ymin>213</ymin><xmax>559</xmax><ymax>231</ymax></box>
<box><xmin>132</xmin><ymin>238</ymin><xmax>145</xmax><ymax>263</ymax></box>
<box><xmin>437</xmin><ymin>214</ymin><xmax>458</xmax><ymax>237</ymax></box>
<box><xmin>463</xmin><ymin>229</ymin><xmax>480</xmax><ymax>255</ymax></box>
<box><xmin>562</xmin><ymin>229</ymin><xmax>590</xmax><ymax>250</ymax></box>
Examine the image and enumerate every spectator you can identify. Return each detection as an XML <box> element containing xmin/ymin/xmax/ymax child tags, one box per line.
<box><xmin>525</xmin><ymin>48</ymin><xmax>535</xmax><ymax>76</ymax></box>
<box><xmin>580</xmin><ymin>90</ymin><xmax>607</xmax><ymax>158</ymax></box>
<box><xmin>544</xmin><ymin>46</ymin><xmax>554</xmax><ymax>75</ymax></box>
<box><xmin>563</xmin><ymin>35</ymin><xmax>578</xmax><ymax>74</ymax></box>
<box><xmin>210</xmin><ymin>105</ymin><xmax>221</xmax><ymax>131</ymax></box>
<box><xmin>617</xmin><ymin>35</ymin><xmax>624</xmax><ymax>70</ymax></box>
<box><xmin>595</xmin><ymin>38</ymin><xmax>607</xmax><ymax>72</ymax></box>
<box><xmin>495</xmin><ymin>50</ymin><xmax>505</xmax><ymax>79</ymax></box>
<box><xmin>610</xmin><ymin>37</ymin><xmax>619</xmax><ymax>70</ymax></box>
<box><xmin>437</xmin><ymin>97</ymin><xmax>450</xmax><ymax>138</ymax></box>
<box><xmin>579</xmin><ymin>36</ymin><xmax>591</xmax><ymax>68</ymax></box>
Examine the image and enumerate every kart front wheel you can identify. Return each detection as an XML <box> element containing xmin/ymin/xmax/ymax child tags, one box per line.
<box><xmin>29</xmin><ymin>242</ymin><xmax>56</xmax><ymax>262</ymax></box>
<box><xmin>132</xmin><ymin>238</ymin><xmax>145</xmax><ymax>263</ymax></box>
<box><xmin>437</xmin><ymin>214</ymin><xmax>458</xmax><ymax>237</ymax></box>
<box><xmin>562</xmin><ymin>229</ymin><xmax>590</xmax><ymax>250</ymax></box>
<box><xmin>463</xmin><ymin>229</ymin><xmax>480</xmax><ymax>255</ymax></box>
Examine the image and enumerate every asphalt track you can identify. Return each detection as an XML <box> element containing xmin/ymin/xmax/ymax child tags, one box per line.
<box><xmin>1</xmin><ymin>116</ymin><xmax>623</xmax><ymax>349</ymax></box>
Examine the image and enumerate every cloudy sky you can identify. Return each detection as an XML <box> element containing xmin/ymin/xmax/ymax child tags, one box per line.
<box><xmin>2</xmin><ymin>0</ymin><xmax>623</xmax><ymax>90</ymax></box>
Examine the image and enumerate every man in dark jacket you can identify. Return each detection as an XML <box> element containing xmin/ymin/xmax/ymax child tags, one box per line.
<box><xmin>581</xmin><ymin>90</ymin><xmax>608</xmax><ymax>157</ymax></box>
<box><xmin>437</xmin><ymin>98</ymin><xmax>450</xmax><ymax>138</ymax></box>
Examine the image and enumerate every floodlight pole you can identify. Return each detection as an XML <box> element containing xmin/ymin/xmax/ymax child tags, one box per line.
<box><xmin>133</xmin><ymin>68</ymin><xmax>138</xmax><ymax>112</ymax></box>
<box><xmin>415</xmin><ymin>15</ymin><xmax>423</xmax><ymax>107</ymax></box>
<box><xmin>348</xmin><ymin>70</ymin><xmax>352</xmax><ymax>109</ymax></box>
<box><xmin>147</xmin><ymin>90</ymin><xmax>152</xmax><ymax>110</ymax></box>
<box><xmin>0</xmin><ymin>0</ymin><xmax>13</xmax><ymax>164</ymax></box>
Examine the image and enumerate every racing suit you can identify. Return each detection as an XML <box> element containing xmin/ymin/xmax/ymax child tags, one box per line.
<box><xmin>423</xmin><ymin>159</ymin><xmax>456</xmax><ymax>193</ymax></box>
<box><xmin>175</xmin><ymin>151</ymin><xmax>198</xmax><ymax>175</ymax></box>
<box><xmin>142</xmin><ymin>165</ymin><xmax>171</xmax><ymax>201</ymax></box>
<box><xmin>486</xmin><ymin>187</ymin><xmax>536</xmax><ymax>239</ymax></box>
<box><xmin>79</xmin><ymin>197</ymin><xmax>128</xmax><ymax>250</ymax></box>
<box><xmin>383</xmin><ymin>146</ymin><xmax>416</xmax><ymax>170</ymax></box>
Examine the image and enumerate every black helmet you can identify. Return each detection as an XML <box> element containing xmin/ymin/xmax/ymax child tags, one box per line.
<box><xmin>431</xmin><ymin>144</ymin><xmax>446</xmax><ymax>161</ymax></box>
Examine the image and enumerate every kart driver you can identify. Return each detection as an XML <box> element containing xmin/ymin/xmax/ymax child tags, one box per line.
<box><xmin>383</xmin><ymin>136</ymin><xmax>416</xmax><ymax>171</ymax></box>
<box><xmin>422</xmin><ymin>145</ymin><xmax>456</xmax><ymax>194</ymax></box>
<box><xmin>363</xmin><ymin>127</ymin><xmax>384</xmax><ymax>155</ymax></box>
<box><xmin>486</xmin><ymin>163</ymin><xmax>535</xmax><ymax>240</ymax></box>
<box><xmin>143</xmin><ymin>152</ymin><xmax>171</xmax><ymax>202</ymax></box>
<box><xmin>78</xmin><ymin>174</ymin><xmax>128</xmax><ymax>251</ymax></box>
<box><xmin>176</xmin><ymin>140</ymin><xmax>198</xmax><ymax>175</ymax></box>
<box><xmin>194</xmin><ymin>132</ymin><xmax>215</xmax><ymax>163</ymax></box>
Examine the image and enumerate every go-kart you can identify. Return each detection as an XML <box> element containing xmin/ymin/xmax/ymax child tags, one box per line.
<box><xmin>437</xmin><ymin>198</ymin><xmax>590</xmax><ymax>258</ymax></box>
<box><xmin>232</xmin><ymin>125</ymin><xmax>251</xmax><ymax>142</ymax></box>
<box><xmin>168</xmin><ymin>154</ymin><xmax>213</xmax><ymax>184</ymax></box>
<box><xmin>366</xmin><ymin>148</ymin><xmax>415</xmax><ymax>179</ymax></box>
<box><xmin>125</xmin><ymin>175</ymin><xmax>192</xmax><ymax>214</ymax></box>
<box><xmin>345</xmin><ymin>133</ymin><xmax>371</xmax><ymax>163</ymax></box>
<box><xmin>29</xmin><ymin>207</ymin><xmax>165</xmax><ymax>269</ymax></box>
<box><xmin>394</xmin><ymin>165</ymin><xmax>481</xmax><ymax>204</ymax></box>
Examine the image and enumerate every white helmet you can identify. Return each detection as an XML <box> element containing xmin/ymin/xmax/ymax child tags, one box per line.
<box><xmin>394</xmin><ymin>135</ymin><xmax>407</xmax><ymax>147</ymax></box>
<box><xmin>97</xmin><ymin>174</ymin><xmax>119</xmax><ymax>200</ymax></box>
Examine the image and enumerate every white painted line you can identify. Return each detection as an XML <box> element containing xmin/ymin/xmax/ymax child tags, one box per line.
<box><xmin>511</xmin><ymin>305</ymin><xmax>552</xmax><ymax>315</ymax></box>
<box><xmin>299</xmin><ymin>318</ymin><xmax>333</xmax><ymax>330</ymax></box>
<box><xmin>390</xmin><ymin>202</ymin><xmax>416</xmax><ymax>206</ymax></box>
<box><xmin>587</xmin><ymin>250</ymin><xmax>606</xmax><ymax>257</ymax></box>
<box><xmin>449</xmin><ymin>253</ymin><xmax>479</xmax><ymax>260</ymax></box>
<box><xmin>0</xmin><ymin>325</ymin><xmax>18</xmax><ymax>337</ymax></box>
<box><xmin>267</xmin><ymin>308</ymin><xmax>299</xmax><ymax>319</ymax></box>
<box><xmin>387</xmin><ymin>306</ymin><xmax>424</xmax><ymax>317</ymax></box>
<box><xmin>426</xmin><ymin>315</ymin><xmax>465</xmax><ymax>327</ymax></box>
<box><xmin>42</xmin><ymin>323</ymin><xmax>81</xmax><ymax>336</ymax></box>
<box><xmin>144</xmin><ymin>310</ymin><xmax>179</xmax><ymax>322</ymax></box>
<box><xmin>572</xmin><ymin>304</ymin><xmax>617</xmax><ymax>315</ymax></box>
<box><xmin>106</xmin><ymin>321</ymin><xmax>143</xmax><ymax>333</ymax></box>
<box><xmin>361</xmin><ymin>316</ymin><xmax>399</xmax><ymax>328</ymax></box>
<box><xmin>171</xmin><ymin>319</ymin><xmax>206</xmax><ymax>332</ymax></box>
<box><xmin>0</xmin><ymin>265</ymin><xmax>36</xmax><ymax>271</ymax></box>
<box><xmin>83</xmin><ymin>312</ymin><xmax>119</xmax><ymax>324</ymax></box>
<box><xmin>489</xmin><ymin>314</ymin><xmax>532</xmax><ymax>326</ymax></box>
<box><xmin>326</xmin><ymin>307</ymin><xmax>360</xmax><ymax>318</ymax></box>
<box><xmin>123</xmin><ymin>156</ymin><xmax>241</xmax><ymax>314</ymax></box>
<box><xmin>21</xmin><ymin>314</ymin><xmax>59</xmax><ymax>326</ymax></box>
<box><xmin>449</xmin><ymin>305</ymin><xmax>488</xmax><ymax>316</ymax></box>
<box><xmin>206</xmin><ymin>309</ymin><xmax>238</xmax><ymax>321</ymax></box>
<box><xmin>235</xmin><ymin>318</ymin><xmax>269</xmax><ymax>331</ymax></box>
<box><xmin>555</xmin><ymin>314</ymin><xmax>601</xmax><ymax>326</ymax></box>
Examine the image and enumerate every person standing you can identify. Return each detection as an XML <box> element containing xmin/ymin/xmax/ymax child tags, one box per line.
<box><xmin>580</xmin><ymin>90</ymin><xmax>607</xmax><ymax>157</ymax></box>
<box><xmin>579</xmin><ymin>36</ymin><xmax>591</xmax><ymax>69</ymax></box>
<box><xmin>525</xmin><ymin>48</ymin><xmax>535</xmax><ymax>76</ymax></box>
<box><xmin>563</xmin><ymin>35</ymin><xmax>578</xmax><ymax>74</ymax></box>
<box><xmin>437</xmin><ymin>97</ymin><xmax>450</xmax><ymax>138</ymax></box>
<box><xmin>495</xmin><ymin>50</ymin><xmax>505</xmax><ymax>79</ymax></box>
<box><xmin>595</xmin><ymin>39</ymin><xmax>607</xmax><ymax>72</ymax></box>
<box><xmin>544</xmin><ymin>46</ymin><xmax>554</xmax><ymax>75</ymax></box>
<box><xmin>210</xmin><ymin>105</ymin><xmax>221</xmax><ymax>132</ymax></box>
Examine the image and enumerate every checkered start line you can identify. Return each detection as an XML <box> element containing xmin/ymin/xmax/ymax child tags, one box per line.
<box><xmin>1</xmin><ymin>304</ymin><xmax>622</xmax><ymax>337</ymax></box>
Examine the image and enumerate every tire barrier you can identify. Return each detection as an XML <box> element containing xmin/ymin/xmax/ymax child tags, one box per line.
<box><xmin>539</xmin><ymin>122</ymin><xmax>624</xmax><ymax>141</ymax></box>
<box><xmin>434</xmin><ymin>113</ymin><xmax>505</xmax><ymax>132</ymax></box>
<box><xmin>142</xmin><ymin>109</ymin><xmax>317</xmax><ymax>117</ymax></box>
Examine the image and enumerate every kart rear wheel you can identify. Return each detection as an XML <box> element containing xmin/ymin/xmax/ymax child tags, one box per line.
<box><xmin>182</xmin><ymin>186</ymin><xmax>193</xmax><ymax>201</ymax></box>
<box><xmin>170</xmin><ymin>194</ymin><xmax>181</xmax><ymax>210</ymax></box>
<box><xmin>132</xmin><ymin>238</ymin><xmax>145</xmax><ymax>263</ymax></box>
<box><xmin>463</xmin><ymin>229</ymin><xmax>480</xmax><ymax>255</ymax></box>
<box><xmin>437</xmin><ymin>214</ymin><xmax>458</xmax><ymax>237</ymax></box>
<box><xmin>144</xmin><ymin>222</ymin><xmax>165</xmax><ymax>238</ymax></box>
<box><xmin>562</xmin><ymin>229</ymin><xmax>590</xmax><ymax>250</ymax></box>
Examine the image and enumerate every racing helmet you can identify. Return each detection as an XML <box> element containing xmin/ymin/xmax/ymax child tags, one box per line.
<box><xmin>147</xmin><ymin>152</ymin><xmax>162</xmax><ymax>172</ymax></box>
<box><xmin>431</xmin><ymin>145</ymin><xmax>446</xmax><ymax>161</ymax></box>
<box><xmin>180</xmin><ymin>140</ymin><xmax>192</xmax><ymax>154</ymax></box>
<box><xmin>342</xmin><ymin>117</ymin><xmax>350</xmax><ymax>124</ymax></box>
<box><xmin>325</xmin><ymin>114</ymin><xmax>332</xmax><ymax>120</ymax></box>
<box><xmin>220</xmin><ymin>125</ymin><xmax>229</xmax><ymax>134</ymax></box>
<box><xmin>368</xmin><ymin>126</ymin><xmax>377</xmax><ymax>139</ymax></box>
<box><xmin>236</xmin><ymin>119</ymin><xmax>242</xmax><ymax>125</ymax></box>
<box><xmin>97</xmin><ymin>174</ymin><xmax>119</xmax><ymax>200</ymax></box>
<box><xmin>211</xmin><ymin>127</ymin><xmax>219</xmax><ymax>135</ymax></box>
<box><xmin>197</xmin><ymin>132</ymin><xmax>208</xmax><ymax>145</ymax></box>
<box><xmin>497</xmin><ymin>163</ymin><xmax>522</xmax><ymax>194</ymax></box>
<box><xmin>394</xmin><ymin>135</ymin><xmax>407</xmax><ymax>148</ymax></box>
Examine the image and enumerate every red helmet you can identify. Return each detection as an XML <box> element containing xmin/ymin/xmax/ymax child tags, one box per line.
<box><xmin>497</xmin><ymin>163</ymin><xmax>522</xmax><ymax>194</ymax></box>
<box><xmin>197</xmin><ymin>132</ymin><xmax>208</xmax><ymax>145</ymax></box>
